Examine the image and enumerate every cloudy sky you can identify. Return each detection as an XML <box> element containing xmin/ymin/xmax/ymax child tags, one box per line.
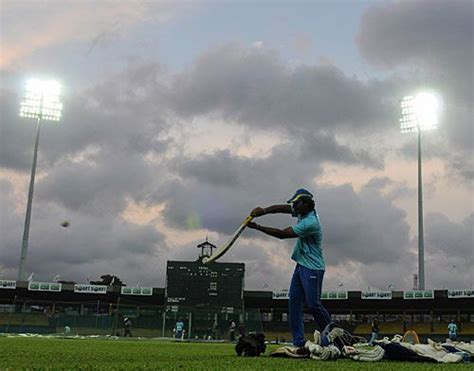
<box><xmin>1</xmin><ymin>0</ymin><xmax>472</xmax><ymax>292</ymax></box>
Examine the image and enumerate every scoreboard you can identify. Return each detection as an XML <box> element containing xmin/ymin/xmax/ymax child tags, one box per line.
<box><xmin>166</xmin><ymin>260</ymin><xmax>245</xmax><ymax>309</ymax></box>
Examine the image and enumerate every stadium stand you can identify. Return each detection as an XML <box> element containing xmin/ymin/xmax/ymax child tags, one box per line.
<box><xmin>1</xmin><ymin>257</ymin><xmax>472</xmax><ymax>341</ymax></box>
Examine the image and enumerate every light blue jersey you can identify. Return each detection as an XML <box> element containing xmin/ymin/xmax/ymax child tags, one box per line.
<box><xmin>448</xmin><ymin>322</ymin><xmax>457</xmax><ymax>335</ymax></box>
<box><xmin>291</xmin><ymin>209</ymin><xmax>325</xmax><ymax>270</ymax></box>
<box><xmin>175</xmin><ymin>321</ymin><xmax>184</xmax><ymax>332</ymax></box>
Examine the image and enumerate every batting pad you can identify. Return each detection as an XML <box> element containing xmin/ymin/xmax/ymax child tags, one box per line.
<box><xmin>270</xmin><ymin>346</ymin><xmax>309</xmax><ymax>358</ymax></box>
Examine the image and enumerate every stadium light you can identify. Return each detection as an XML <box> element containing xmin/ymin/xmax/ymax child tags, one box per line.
<box><xmin>400</xmin><ymin>93</ymin><xmax>439</xmax><ymax>133</ymax></box>
<box><xmin>17</xmin><ymin>79</ymin><xmax>63</xmax><ymax>281</ymax></box>
<box><xmin>20</xmin><ymin>79</ymin><xmax>62</xmax><ymax>121</ymax></box>
<box><xmin>399</xmin><ymin>91</ymin><xmax>440</xmax><ymax>290</ymax></box>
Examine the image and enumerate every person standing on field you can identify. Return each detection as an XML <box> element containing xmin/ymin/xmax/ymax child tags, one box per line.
<box><xmin>229</xmin><ymin>320</ymin><xmax>236</xmax><ymax>341</ymax></box>
<box><xmin>248</xmin><ymin>188</ymin><xmax>331</xmax><ymax>351</ymax></box>
<box><xmin>123</xmin><ymin>317</ymin><xmax>133</xmax><ymax>337</ymax></box>
<box><xmin>448</xmin><ymin>319</ymin><xmax>458</xmax><ymax>341</ymax></box>
<box><xmin>369</xmin><ymin>317</ymin><xmax>380</xmax><ymax>345</ymax></box>
<box><xmin>174</xmin><ymin>318</ymin><xmax>184</xmax><ymax>339</ymax></box>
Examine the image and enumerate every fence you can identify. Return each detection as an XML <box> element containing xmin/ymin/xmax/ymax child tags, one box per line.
<box><xmin>0</xmin><ymin>300</ymin><xmax>263</xmax><ymax>339</ymax></box>
<box><xmin>1</xmin><ymin>298</ymin><xmax>473</xmax><ymax>342</ymax></box>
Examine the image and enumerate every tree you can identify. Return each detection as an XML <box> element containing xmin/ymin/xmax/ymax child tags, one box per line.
<box><xmin>90</xmin><ymin>274</ymin><xmax>126</xmax><ymax>286</ymax></box>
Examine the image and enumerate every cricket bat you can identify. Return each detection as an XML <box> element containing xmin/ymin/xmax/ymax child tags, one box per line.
<box><xmin>202</xmin><ymin>215</ymin><xmax>253</xmax><ymax>264</ymax></box>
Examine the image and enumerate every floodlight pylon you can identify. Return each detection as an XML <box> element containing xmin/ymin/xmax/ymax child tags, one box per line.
<box><xmin>399</xmin><ymin>92</ymin><xmax>440</xmax><ymax>291</ymax></box>
<box><xmin>18</xmin><ymin>79</ymin><xmax>63</xmax><ymax>281</ymax></box>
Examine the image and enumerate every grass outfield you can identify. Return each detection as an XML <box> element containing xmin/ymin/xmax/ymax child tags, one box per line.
<box><xmin>0</xmin><ymin>337</ymin><xmax>471</xmax><ymax>370</ymax></box>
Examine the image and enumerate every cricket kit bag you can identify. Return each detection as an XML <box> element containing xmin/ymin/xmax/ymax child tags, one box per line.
<box><xmin>235</xmin><ymin>333</ymin><xmax>266</xmax><ymax>357</ymax></box>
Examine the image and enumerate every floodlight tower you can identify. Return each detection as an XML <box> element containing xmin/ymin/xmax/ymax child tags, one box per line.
<box><xmin>400</xmin><ymin>92</ymin><xmax>440</xmax><ymax>290</ymax></box>
<box><xmin>18</xmin><ymin>79</ymin><xmax>62</xmax><ymax>281</ymax></box>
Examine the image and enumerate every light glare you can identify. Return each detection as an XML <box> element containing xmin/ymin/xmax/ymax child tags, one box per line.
<box><xmin>399</xmin><ymin>92</ymin><xmax>439</xmax><ymax>133</ymax></box>
<box><xmin>20</xmin><ymin>79</ymin><xmax>62</xmax><ymax>121</ymax></box>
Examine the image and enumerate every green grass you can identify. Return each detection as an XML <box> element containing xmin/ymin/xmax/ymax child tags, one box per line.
<box><xmin>0</xmin><ymin>336</ymin><xmax>471</xmax><ymax>370</ymax></box>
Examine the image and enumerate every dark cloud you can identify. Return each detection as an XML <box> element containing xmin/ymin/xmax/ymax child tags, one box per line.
<box><xmin>317</xmin><ymin>183</ymin><xmax>410</xmax><ymax>265</ymax></box>
<box><xmin>363</xmin><ymin>176</ymin><xmax>415</xmax><ymax>201</ymax></box>
<box><xmin>0</xmin><ymin>89</ymin><xmax>38</xmax><ymax>171</ymax></box>
<box><xmin>412</xmin><ymin>212</ymin><xmax>474</xmax><ymax>289</ymax></box>
<box><xmin>164</xmin><ymin>145</ymin><xmax>323</xmax><ymax>233</ymax></box>
<box><xmin>0</xmin><ymin>178</ymin><xmax>169</xmax><ymax>285</ymax></box>
<box><xmin>171</xmin><ymin>44</ymin><xmax>399</xmax><ymax>133</ymax></box>
<box><xmin>36</xmin><ymin>152</ymin><xmax>156</xmax><ymax>216</ymax></box>
<box><xmin>356</xmin><ymin>0</ymin><xmax>473</xmax><ymax>87</ymax></box>
<box><xmin>298</xmin><ymin>131</ymin><xmax>383</xmax><ymax>168</ymax></box>
<box><xmin>160</xmin><ymin>179</ymin><xmax>273</xmax><ymax>235</ymax></box>
<box><xmin>441</xmin><ymin>105</ymin><xmax>473</xmax><ymax>153</ymax></box>
<box><xmin>0</xmin><ymin>180</ymin><xmax>24</xmax><ymax>271</ymax></box>
<box><xmin>356</xmin><ymin>255</ymin><xmax>417</xmax><ymax>291</ymax></box>
<box><xmin>444</xmin><ymin>153</ymin><xmax>474</xmax><ymax>182</ymax></box>
<box><xmin>426</xmin><ymin>212</ymin><xmax>474</xmax><ymax>259</ymax></box>
<box><xmin>173</xmin><ymin>134</ymin><xmax>382</xmax><ymax>198</ymax></box>
<box><xmin>165</xmin><ymin>139</ymin><xmax>383</xmax><ymax>234</ymax></box>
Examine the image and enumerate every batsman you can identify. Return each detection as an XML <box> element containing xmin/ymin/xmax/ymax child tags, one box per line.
<box><xmin>248</xmin><ymin>188</ymin><xmax>331</xmax><ymax>350</ymax></box>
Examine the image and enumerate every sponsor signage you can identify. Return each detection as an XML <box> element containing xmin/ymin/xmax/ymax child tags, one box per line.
<box><xmin>404</xmin><ymin>290</ymin><xmax>434</xmax><ymax>300</ymax></box>
<box><xmin>448</xmin><ymin>289</ymin><xmax>474</xmax><ymax>299</ymax></box>
<box><xmin>121</xmin><ymin>287</ymin><xmax>153</xmax><ymax>296</ymax></box>
<box><xmin>74</xmin><ymin>284</ymin><xmax>107</xmax><ymax>294</ymax></box>
<box><xmin>28</xmin><ymin>282</ymin><xmax>62</xmax><ymax>292</ymax></box>
<box><xmin>0</xmin><ymin>280</ymin><xmax>16</xmax><ymax>289</ymax></box>
<box><xmin>273</xmin><ymin>290</ymin><xmax>347</xmax><ymax>300</ymax></box>
<box><xmin>167</xmin><ymin>297</ymin><xmax>185</xmax><ymax>303</ymax></box>
<box><xmin>272</xmin><ymin>290</ymin><xmax>289</xmax><ymax>300</ymax></box>
<box><xmin>321</xmin><ymin>291</ymin><xmax>348</xmax><ymax>300</ymax></box>
<box><xmin>361</xmin><ymin>291</ymin><xmax>392</xmax><ymax>300</ymax></box>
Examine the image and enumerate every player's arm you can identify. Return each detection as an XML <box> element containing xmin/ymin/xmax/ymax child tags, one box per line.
<box><xmin>250</xmin><ymin>204</ymin><xmax>292</xmax><ymax>217</ymax></box>
<box><xmin>247</xmin><ymin>222</ymin><xmax>297</xmax><ymax>239</ymax></box>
